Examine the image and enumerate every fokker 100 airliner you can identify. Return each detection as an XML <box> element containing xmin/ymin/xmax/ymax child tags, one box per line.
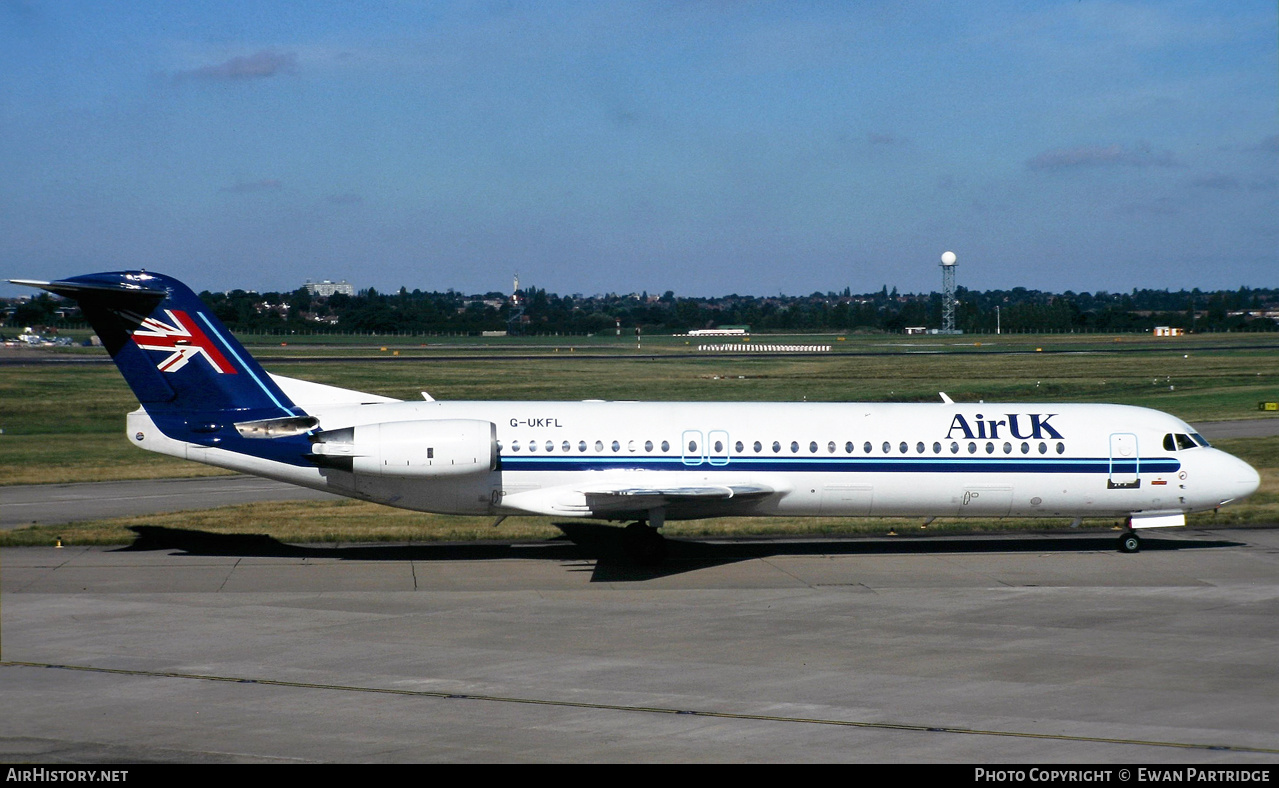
<box><xmin>15</xmin><ymin>271</ymin><xmax>1260</xmax><ymax>557</ymax></box>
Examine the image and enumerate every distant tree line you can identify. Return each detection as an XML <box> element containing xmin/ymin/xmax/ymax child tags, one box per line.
<box><xmin>6</xmin><ymin>284</ymin><xmax>1278</xmax><ymax>335</ymax></box>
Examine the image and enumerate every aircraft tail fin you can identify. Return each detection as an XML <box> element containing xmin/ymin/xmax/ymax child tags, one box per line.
<box><xmin>12</xmin><ymin>272</ymin><xmax>303</xmax><ymax>425</ymax></box>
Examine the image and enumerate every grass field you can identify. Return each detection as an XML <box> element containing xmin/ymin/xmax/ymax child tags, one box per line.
<box><xmin>2</xmin><ymin>331</ymin><xmax>1276</xmax><ymax>545</ymax></box>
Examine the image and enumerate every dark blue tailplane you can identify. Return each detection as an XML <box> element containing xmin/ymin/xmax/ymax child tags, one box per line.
<box><xmin>17</xmin><ymin>271</ymin><xmax>315</xmax><ymax>465</ymax></box>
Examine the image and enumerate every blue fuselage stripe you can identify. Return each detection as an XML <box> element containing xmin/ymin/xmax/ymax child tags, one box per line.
<box><xmin>498</xmin><ymin>456</ymin><xmax>1181</xmax><ymax>474</ymax></box>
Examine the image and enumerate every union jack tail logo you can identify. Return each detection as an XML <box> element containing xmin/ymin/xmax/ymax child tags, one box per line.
<box><xmin>125</xmin><ymin>309</ymin><xmax>238</xmax><ymax>374</ymax></box>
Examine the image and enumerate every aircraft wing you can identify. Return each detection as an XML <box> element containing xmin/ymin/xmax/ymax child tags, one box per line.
<box><xmin>500</xmin><ymin>482</ymin><xmax>775</xmax><ymax>518</ymax></box>
<box><xmin>583</xmin><ymin>484</ymin><xmax>773</xmax><ymax>509</ymax></box>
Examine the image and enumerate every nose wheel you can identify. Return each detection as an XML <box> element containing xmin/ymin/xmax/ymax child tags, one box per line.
<box><xmin>1118</xmin><ymin>531</ymin><xmax>1141</xmax><ymax>554</ymax></box>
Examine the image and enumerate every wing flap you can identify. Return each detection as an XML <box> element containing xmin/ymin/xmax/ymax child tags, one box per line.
<box><xmin>499</xmin><ymin>482</ymin><xmax>775</xmax><ymax>517</ymax></box>
<box><xmin>585</xmin><ymin>484</ymin><xmax>773</xmax><ymax>506</ymax></box>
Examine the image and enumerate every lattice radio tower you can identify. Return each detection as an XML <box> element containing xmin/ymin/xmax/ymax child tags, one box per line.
<box><xmin>940</xmin><ymin>251</ymin><xmax>958</xmax><ymax>334</ymax></box>
<box><xmin>507</xmin><ymin>272</ymin><xmax>525</xmax><ymax>335</ymax></box>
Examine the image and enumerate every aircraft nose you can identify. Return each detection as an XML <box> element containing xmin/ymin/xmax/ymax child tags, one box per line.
<box><xmin>1237</xmin><ymin>457</ymin><xmax>1261</xmax><ymax>499</ymax></box>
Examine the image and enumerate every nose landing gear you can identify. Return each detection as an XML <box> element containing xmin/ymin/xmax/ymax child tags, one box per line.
<box><xmin>1118</xmin><ymin>531</ymin><xmax>1141</xmax><ymax>554</ymax></box>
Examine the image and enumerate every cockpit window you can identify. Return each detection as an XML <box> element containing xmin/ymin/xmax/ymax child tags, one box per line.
<box><xmin>1191</xmin><ymin>433</ymin><xmax>1210</xmax><ymax>447</ymax></box>
<box><xmin>1164</xmin><ymin>432</ymin><xmax>1203</xmax><ymax>451</ymax></box>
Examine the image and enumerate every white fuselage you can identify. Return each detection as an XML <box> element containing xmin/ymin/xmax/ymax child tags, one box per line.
<box><xmin>128</xmin><ymin>398</ymin><xmax>1261</xmax><ymax>528</ymax></box>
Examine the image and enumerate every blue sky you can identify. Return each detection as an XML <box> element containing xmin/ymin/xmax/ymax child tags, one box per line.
<box><xmin>2</xmin><ymin>1</ymin><xmax>1275</xmax><ymax>297</ymax></box>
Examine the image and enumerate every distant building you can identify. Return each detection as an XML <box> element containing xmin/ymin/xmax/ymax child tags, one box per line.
<box><xmin>303</xmin><ymin>279</ymin><xmax>355</xmax><ymax>297</ymax></box>
<box><xmin>1153</xmin><ymin>326</ymin><xmax>1184</xmax><ymax>337</ymax></box>
<box><xmin>686</xmin><ymin>327</ymin><xmax>749</xmax><ymax>337</ymax></box>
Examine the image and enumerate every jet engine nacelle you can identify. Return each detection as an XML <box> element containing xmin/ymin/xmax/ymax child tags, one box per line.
<box><xmin>313</xmin><ymin>419</ymin><xmax>498</xmax><ymax>478</ymax></box>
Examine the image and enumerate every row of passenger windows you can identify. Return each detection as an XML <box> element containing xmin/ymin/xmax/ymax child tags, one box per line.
<box><xmin>499</xmin><ymin>438</ymin><xmax>1068</xmax><ymax>456</ymax></box>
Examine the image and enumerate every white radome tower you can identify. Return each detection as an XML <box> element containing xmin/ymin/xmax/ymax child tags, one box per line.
<box><xmin>940</xmin><ymin>251</ymin><xmax>958</xmax><ymax>334</ymax></box>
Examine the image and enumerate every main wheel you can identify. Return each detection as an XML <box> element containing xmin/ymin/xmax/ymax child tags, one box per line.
<box><xmin>622</xmin><ymin>521</ymin><xmax>668</xmax><ymax>565</ymax></box>
<box><xmin>1118</xmin><ymin>532</ymin><xmax>1141</xmax><ymax>554</ymax></box>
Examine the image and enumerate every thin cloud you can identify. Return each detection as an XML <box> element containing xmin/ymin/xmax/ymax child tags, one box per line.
<box><xmin>1027</xmin><ymin>143</ymin><xmax>1176</xmax><ymax>171</ymax></box>
<box><xmin>867</xmin><ymin>133</ymin><xmax>909</xmax><ymax>146</ymax></box>
<box><xmin>177</xmin><ymin>50</ymin><xmax>298</xmax><ymax>82</ymax></box>
<box><xmin>1189</xmin><ymin>173</ymin><xmax>1240</xmax><ymax>190</ymax></box>
<box><xmin>2</xmin><ymin>0</ymin><xmax>37</xmax><ymax>21</ymax></box>
<box><xmin>219</xmin><ymin>179</ymin><xmax>283</xmax><ymax>194</ymax></box>
<box><xmin>325</xmin><ymin>192</ymin><xmax>363</xmax><ymax>205</ymax></box>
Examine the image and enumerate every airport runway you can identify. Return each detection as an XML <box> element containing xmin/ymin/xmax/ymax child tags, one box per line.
<box><xmin>2</xmin><ymin>528</ymin><xmax>1278</xmax><ymax>762</ymax></box>
<box><xmin>2</xmin><ymin>418</ymin><xmax>1273</xmax><ymax>529</ymax></box>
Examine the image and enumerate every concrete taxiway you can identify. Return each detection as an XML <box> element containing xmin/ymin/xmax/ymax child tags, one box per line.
<box><xmin>2</xmin><ymin>527</ymin><xmax>1278</xmax><ymax>762</ymax></box>
<box><xmin>0</xmin><ymin>475</ymin><xmax>340</xmax><ymax>530</ymax></box>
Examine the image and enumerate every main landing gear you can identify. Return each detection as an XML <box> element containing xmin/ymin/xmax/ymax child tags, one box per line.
<box><xmin>1117</xmin><ymin>530</ymin><xmax>1141</xmax><ymax>554</ymax></box>
<box><xmin>622</xmin><ymin>521</ymin><xmax>668</xmax><ymax>565</ymax></box>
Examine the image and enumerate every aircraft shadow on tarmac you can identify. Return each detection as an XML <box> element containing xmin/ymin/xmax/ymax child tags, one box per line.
<box><xmin>118</xmin><ymin>524</ymin><xmax>1244</xmax><ymax>582</ymax></box>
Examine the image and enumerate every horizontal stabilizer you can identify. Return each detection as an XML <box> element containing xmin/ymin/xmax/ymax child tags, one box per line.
<box><xmin>9</xmin><ymin>277</ymin><xmax>167</xmax><ymax>300</ymax></box>
<box><xmin>268</xmin><ymin>373</ymin><xmax>399</xmax><ymax>407</ymax></box>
